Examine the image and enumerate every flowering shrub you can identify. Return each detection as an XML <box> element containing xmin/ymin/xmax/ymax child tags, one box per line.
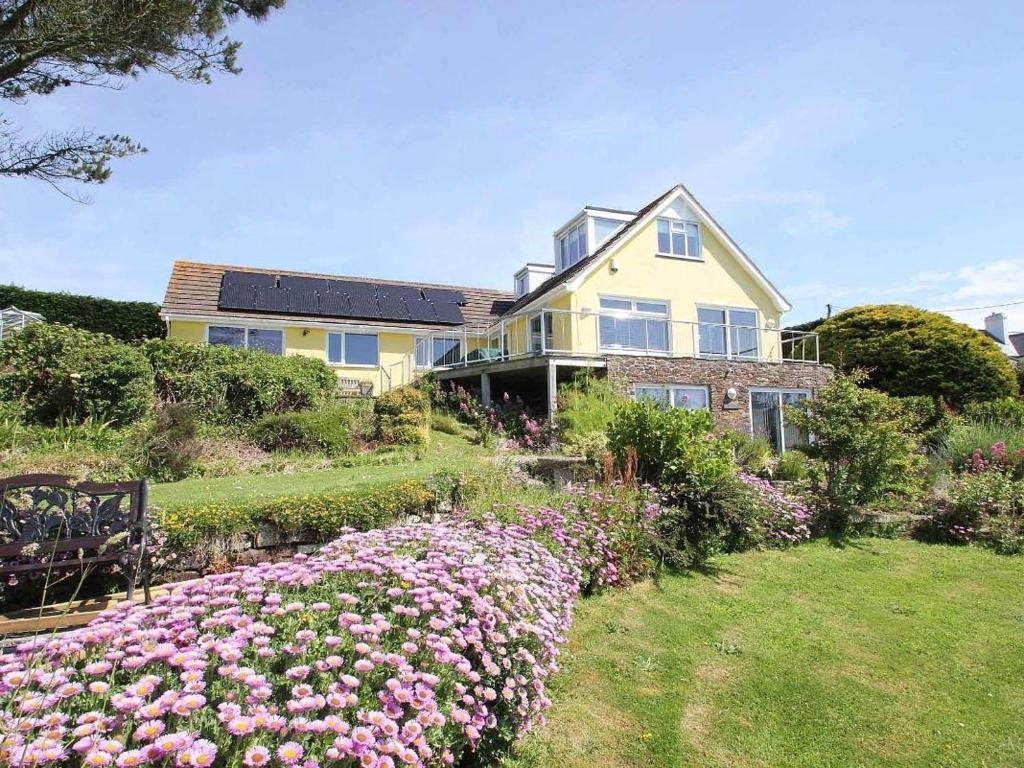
<box><xmin>0</xmin><ymin>522</ymin><xmax>577</xmax><ymax>767</ymax></box>
<box><xmin>737</xmin><ymin>474</ymin><xmax>812</xmax><ymax>545</ymax></box>
<box><xmin>950</xmin><ymin>442</ymin><xmax>1024</xmax><ymax>480</ymax></box>
<box><xmin>459</xmin><ymin>483</ymin><xmax>662</xmax><ymax>591</ymax></box>
<box><xmin>432</xmin><ymin>384</ymin><xmax>553</xmax><ymax>452</ymax></box>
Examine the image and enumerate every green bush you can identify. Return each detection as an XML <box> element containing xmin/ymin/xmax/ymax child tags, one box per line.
<box><xmin>961</xmin><ymin>397</ymin><xmax>1024</xmax><ymax>428</ymax></box>
<box><xmin>723</xmin><ymin>430</ymin><xmax>774</xmax><ymax>476</ymax></box>
<box><xmin>375</xmin><ymin>385</ymin><xmax>430</xmax><ymax>445</ymax></box>
<box><xmin>788</xmin><ymin>372</ymin><xmax>926</xmax><ymax>535</ymax></box>
<box><xmin>939</xmin><ymin>420</ymin><xmax>1024</xmax><ymax>478</ymax></box>
<box><xmin>775</xmin><ymin>449</ymin><xmax>810</xmax><ymax>481</ymax></box>
<box><xmin>249</xmin><ymin>406</ymin><xmax>352</xmax><ymax>455</ymax></box>
<box><xmin>607</xmin><ymin>399</ymin><xmax>733</xmax><ymax>493</ymax></box>
<box><xmin>142</xmin><ymin>338</ymin><xmax>337</xmax><ymax>425</ymax></box>
<box><xmin>430</xmin><ymin>411</ymin><xmax>464</xmax><ymax>436</ymax></box>
<box><xmin>563</xmin><ymin>430</ymin><xmax>610</xmax><ymax>466</ymax></box>
<box><xmin>0</xmin><ymin>284</ymin><xmax>164</xmax><ymax>342</ymax></box>
<box><xmin>923</xmin><ymin>468</ymin><xmax>1024</xmax><ymax>554</ymax></box>
<box><xmin>896</xmin><ymin>395</ymin><xmax>955</xmax><ymax>449</ymax></box>
<box><xmin>817</xmin><ymin>305</ymin><xmax>1018</xmax><ymax>407</ymax></box>
<box><xmin>557</xmin><ymin>371</ymin><xmax>626</xmax><ymax>442</ymax></box>
<box><xmin>0</xmin><ymin>323</ymin><xmax>153</xmax><ymax>426</ymax></box>
<box><xmin>128</xmin><ymin>403</ymin><xmax>204</xmax><ymax>481</ymax></box>
<box><xmin>158</xmin><ymin>477</ymin><xmax>438</xmax><ymax>545</ymax></box>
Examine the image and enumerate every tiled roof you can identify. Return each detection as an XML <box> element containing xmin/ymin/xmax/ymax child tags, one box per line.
<box><xmin>161</xmin><ymin>261</ymin><xmax>515</xmax><ymax>332</ymax></box>
<box><xmin>502</xmin><ymin>186</ymin><xmax>677</xmax><ymax>314</ymax></box>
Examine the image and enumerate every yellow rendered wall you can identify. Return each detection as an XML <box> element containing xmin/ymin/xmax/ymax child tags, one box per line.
<box><xmin>567</xmin><ymin>216</ymin><xmax>783</xmax><ymax>360</ymax></box>
<box><xmin>165</xmin><ymin>321</ymin><xmax>421</xmax><ymax>393</ymax></box>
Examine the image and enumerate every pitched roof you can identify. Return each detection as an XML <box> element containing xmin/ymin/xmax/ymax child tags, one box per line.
<box><xmin>502</xmin><ymin>183</ymin><xmax>790</xmax><ymax>315</ymax></box>
<box><xmin>503</xmin><ymin>187</ymin><xmax>677</xmax><ymax>314</ymax></box>
<box><xmin>161</xmin><ymin>261</ymin><xmax>515</xmax><ymax>332</ymax></box>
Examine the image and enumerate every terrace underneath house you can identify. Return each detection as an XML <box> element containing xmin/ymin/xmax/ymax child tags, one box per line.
<box><xmin>160</xmin><ymin>184</ymin><xmax>830</xmax><ymax>453</ymax></box>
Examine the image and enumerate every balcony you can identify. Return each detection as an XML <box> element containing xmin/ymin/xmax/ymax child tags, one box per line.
<box><xmin>413</xmin><ymin>308</ymin><xmax>819</xmax><ymax>372</ymax></box>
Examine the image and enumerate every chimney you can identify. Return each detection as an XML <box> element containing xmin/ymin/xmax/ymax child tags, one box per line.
<box><xmin>985</xmin><ymin>312</ymin><xmax>1007</xmax><ymax>344</ymax></box>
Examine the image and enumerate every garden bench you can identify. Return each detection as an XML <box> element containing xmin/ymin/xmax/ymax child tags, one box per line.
<box><xmin>338</xmin><ymin>377</ymin><xmax>373</xmax><ymax>397</ymax></box>
<box><xmin>0</xmin><ymin>474</ymin><xmax>152</xmax><ymax>609</ymax></box>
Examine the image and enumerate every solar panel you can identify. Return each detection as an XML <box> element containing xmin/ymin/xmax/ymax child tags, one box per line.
<box><xmin>279</xmin><ymin>275</ymin><xmax>328</xmax><ymax>293</ymax></box>
<box><xmin>433</xmin><ymin>303</ymin><xmax>466</xmax><ymax>324</ymax></box>
<box><xmin>253</xmin><ymin>286</ymin><xmax>290</xmax><ymax>313</ymax></box>
<box><xmin>219</xmin><ymin>283</ymin><xmax>255</xmax><ymax>310</ymax></box>
<box><xmin>223</xmin><ymin>270</ymin><xmax>275</xmax><ymax>288</ymax></box>
<box><xmin>288</xmin><ymin>288</ymin><xmax>321</xmax><ymax>316</ymax></box>
<box><xmin>348</xmin><ymin>294</ymin><xmax>382</xmax><ymax>319</ymax></box>
<box><xmin>377</xmin><ymin>295</ymin><xmax>411</xmax><ymax>321</ymax></box>
<box><xmin>422</xmin><ymin>287</ymin><xmax>466</xmax><ymax>305</ymax></box>
<box><xmin>406</xmin><ymin>300</ymin><xmax>439</xmax><ymax>323</ymax></box>
<box><xmin>330</xmin><ymin>280</ymin><xmax>376</xmax><ymax>300</ymax></box>
<box><xmin>321</xmin><ymin>292</ymin><xmax>351</xmax><ymax>317</ymax></box>
<box><xmin>378</xmin><ymin>284</ymin><xmax>421</xmax><ymax>302</ymax></box>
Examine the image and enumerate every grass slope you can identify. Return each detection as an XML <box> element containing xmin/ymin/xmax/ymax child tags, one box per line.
<box><xmin>150</xmin><ymin>431</ymin><xmax>486</xmax><ymax>508</ymax></box>
<box><xmin>509</xmin><ymin>540</ymin><xmax>1024</xmax><ymax>768</ymax></box>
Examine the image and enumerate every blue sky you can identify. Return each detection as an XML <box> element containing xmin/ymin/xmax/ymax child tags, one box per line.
<box><xmin>1</xmin><ymin>0</ymin><xmax>1023</xmax><ymax>329</ymax></box>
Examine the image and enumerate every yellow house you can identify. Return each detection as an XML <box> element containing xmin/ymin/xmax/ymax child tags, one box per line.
<box><xmin>160</xmin><ymin>185</ymin><xmax>829</xmax><ymax>451</ymax></box>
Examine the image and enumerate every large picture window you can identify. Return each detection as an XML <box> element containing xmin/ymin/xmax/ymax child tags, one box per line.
<box><xmin>598</xmin><ymin>296</ymin><xmax>670</xmax><ymax>352</ymax></box>
<box><xmin>697</xmin><ymin>306</ymin><xmax>759</xmax><ymax>360</ymax></box>
<box><xmin>208</xmin><ymin>326</ymin><xmax>283</xmax><ymax>355</ymax></box>
<box><xmin>327</xmin><ymin>332</ymin><xmax>379</xmax><ymax>366</ymax></box>
<box><xmin>556</xmin><ymin>221</ymin><xmax>588</xmax><ymax>273</ymax></box>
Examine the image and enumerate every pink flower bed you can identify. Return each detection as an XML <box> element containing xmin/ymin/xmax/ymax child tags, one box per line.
<box><xmin>0</xmin><ymin>523</ymin><xmax>578</xmax><ymax>768</ymax></box>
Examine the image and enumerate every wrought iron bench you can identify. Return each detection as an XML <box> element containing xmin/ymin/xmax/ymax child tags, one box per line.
<box><xmin>0</xmin><ymin>474</ymin><xmax>151</xmax><ymax>606</ymax></box>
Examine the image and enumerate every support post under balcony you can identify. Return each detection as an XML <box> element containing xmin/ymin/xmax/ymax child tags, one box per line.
<box><xmin>546</xmin><ymin>359</ymin><xmax>557</xmax><ymax>424</ymax></box>
<box><xmin>480</xmin><ymin>372</ymin><xmax>491</xmax><ymax>405</ymax></box>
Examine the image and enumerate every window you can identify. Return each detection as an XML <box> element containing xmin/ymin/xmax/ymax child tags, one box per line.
<box><xmin>327</xmin><ymin>332</ymin><xmax>379</xmax><ymax>366</ymax></box>
<box><xmin>697</xmin><ymin>307</ymin><xmax>760</xmax><ymax>360</ymax></box>
<box><xmin>750</xmin><ymin>389</ymin><xmax>810</xmax><ymax>453</ymax></box>
<box><xmin>657</xmin><ymin>218</ymin><xmax>701</xmax><ymax>259</ymax></box>
<box><xmin>557</xmin><ymin>221</ymin><xmax>588</xmax><ymax>273</ymax></box>
<box><xmin>598</xmin><ymin>296</ymin><xmax>670</xmax><ymax>352</ymax></box>
<box><xmin>529</xmin><ymin>312</ymin><xmax>554</xmax><ymax>352</ymax></box>
<box><xmin>415</xmin><ymin>336</ymin><xmax>461</xmax><ymax>368</ymax></box>
<box><xmin>634</xmin><ymin>384</ymin><xmax>709</xmax><ymax>410</ymax></box>
<box><xmin>208</xmin><ymin>326</ymin><xmax>283</xmax><ymax>355</ymax></box>
<box><xmin>514</xmin><ymin>274</ymin><xmax>528</xmax><ymax>297</ymax></box>
<box><xmin>593</xmin><ymin>217</ymin><xmax>622</xmax><ymax>247</ymax></box>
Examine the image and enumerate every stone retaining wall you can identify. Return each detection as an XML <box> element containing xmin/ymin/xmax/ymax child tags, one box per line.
<box><xmin>604</xmin><ymin>356</ymin><xmax>833</xmax><ymax>434</ymax></box>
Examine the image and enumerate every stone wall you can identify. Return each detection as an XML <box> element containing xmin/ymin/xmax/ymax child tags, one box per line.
<box><xmin>604</xmin><ymin>356</ymin><xmax>833</xmax><ymax>434</ymax></box>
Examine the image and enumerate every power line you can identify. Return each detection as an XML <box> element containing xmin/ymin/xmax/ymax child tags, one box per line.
<box><xmin>936</xmin><ymin>299</ymin><xmax>1024</xmax><ymax>313</ymax></box>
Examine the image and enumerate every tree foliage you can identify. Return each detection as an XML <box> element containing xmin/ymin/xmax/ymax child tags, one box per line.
<box><xmin>0</xmin><ymin>0</ymin><xmax>285</xmax><ymax>193</ymax></box>
<box><xmin>0</xmin><ymin>282</ymin><xmax>164</xmax><ymax>340</ymax></box>
<box><xmin>817</xmin><ymin>304</ymin><xmax>1019</xmax><ymax>407</ymax></box>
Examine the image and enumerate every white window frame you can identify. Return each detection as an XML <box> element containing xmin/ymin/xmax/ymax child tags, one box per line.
<box><xmin>326</xmin><ymin>332</ymin><xmax>379</xmax><ymax>368</ymax></box>
<box><xmin>556</xmin><ymin>220</ymin><xmax>588</xmax><ymax>273</ymax></box>
<box><xmin>695</xmin><ymin>304</ymin><xmax>761</xmax><ymax>361</ymax></box>
<box><xmin>415</xmin><ymin>335</ymin><xmax>462</xmax><ymax>368</ymax></box>
<box><xmin>656</xmin><ymin>217</ymin><xmax>702</xmax><ymax>260</ymax></box>
<box><xmin>749</xmin><ymin>387</ymin><xmax>812</xmax><ymax>454</ymax></box>
<box><xmin>514</xmin><ymin>274</ymin><xmax>528</xmax><ymax>297</ymax></box>
<box><xmin>597</xmin><ymin>294</ymin><xmax>672</xmax><ymax>354</ymax></box>
<box><xmin>633</xmin><ymin>383</ymin><xmax>710</xmax><ymax>410</ymax></box>
<box><xmin>206</xmin><ymin>324</ymin><xmax>284</xmax><ymax>355</ymax></box>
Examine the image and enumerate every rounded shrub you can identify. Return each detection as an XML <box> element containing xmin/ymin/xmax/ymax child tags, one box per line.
<box><xmin>0</xmin><ymin>323</ymin><xmax>153</xmax><ymax>426</ymax></box>
<box><xmin>817</xmin><ymin>304</ymin><xmax>1018</xmax><ymax>407</ymax></box>
<box><xmin>375</xmin><ymin>385</ymin><xmax>431</xmax><ymax>445</ymax></box>
<box><xmin>249</xmin><ymin>406</ymin><xmax>353</xmax><ymax>454</ymax></box>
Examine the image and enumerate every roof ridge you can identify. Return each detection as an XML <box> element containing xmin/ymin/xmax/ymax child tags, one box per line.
<box><xmin>170</xmin><ymin>260</ymin><xmax>513</xmax><ymax>298</ymax></box>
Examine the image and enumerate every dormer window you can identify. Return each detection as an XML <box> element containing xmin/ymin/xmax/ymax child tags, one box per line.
<box><xmin>514</xmin><ymin>274</ymin><xmax>528</xmax><ymax>298</ymax></box>
<box><xmin>557</xmin><ymin>221</ymin><xmax>588</xmax><ymax>273</ymax></box>
<box><xmin>657</xmin><ymin>218</ymin><xmax>701</xmax><ymax>259</ymax></box>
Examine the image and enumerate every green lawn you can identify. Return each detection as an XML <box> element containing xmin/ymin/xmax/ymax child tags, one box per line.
<box><xmin>509</xmin><ymin>540</ymin><xmax>1024</xmax><ymax>768</ymax></box>
<box><xmin>149</xmin><ymin>431</ymin><xmax>486</xmax><ymax>508</ymax></box>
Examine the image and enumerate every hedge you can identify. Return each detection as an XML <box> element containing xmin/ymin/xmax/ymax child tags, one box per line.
<box><xmin>143</xmin><ymin>337</ymin><xmax>339</xmax><ymax>425</ymax></box>
<box><xmin>374</xmin><ymin>384</ymin><xmax>431</xmax><ymax>445</ymax></box>
<box><xmin>0</xmin><ymin>283</ymin><xmax>164</xmax><ymax>341</ymax></box>
<box><xmin>157</xmin><ymin>478</ymin><xmax>437</xmax><ymax>545</ymax></box>
<box><xmin>0</xmin><ymin>322</ymin><xmax>153</xmax><ymax>426</ymax></box>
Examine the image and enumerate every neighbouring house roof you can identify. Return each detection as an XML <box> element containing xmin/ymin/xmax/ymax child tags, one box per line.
<box><xmin>161</xmin><ymin>261</ymin><xmax>515</xmax><ymax>332</ymax></box>
<box><xmin>1006</xmin><ymin>332</ymin><xmax>1024</xmax><ymax>358</ymax></box>
<box><xmin>504</xmin><ymin>184</ymin><xmax>791</xmax><ymax>315</ymax></box>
